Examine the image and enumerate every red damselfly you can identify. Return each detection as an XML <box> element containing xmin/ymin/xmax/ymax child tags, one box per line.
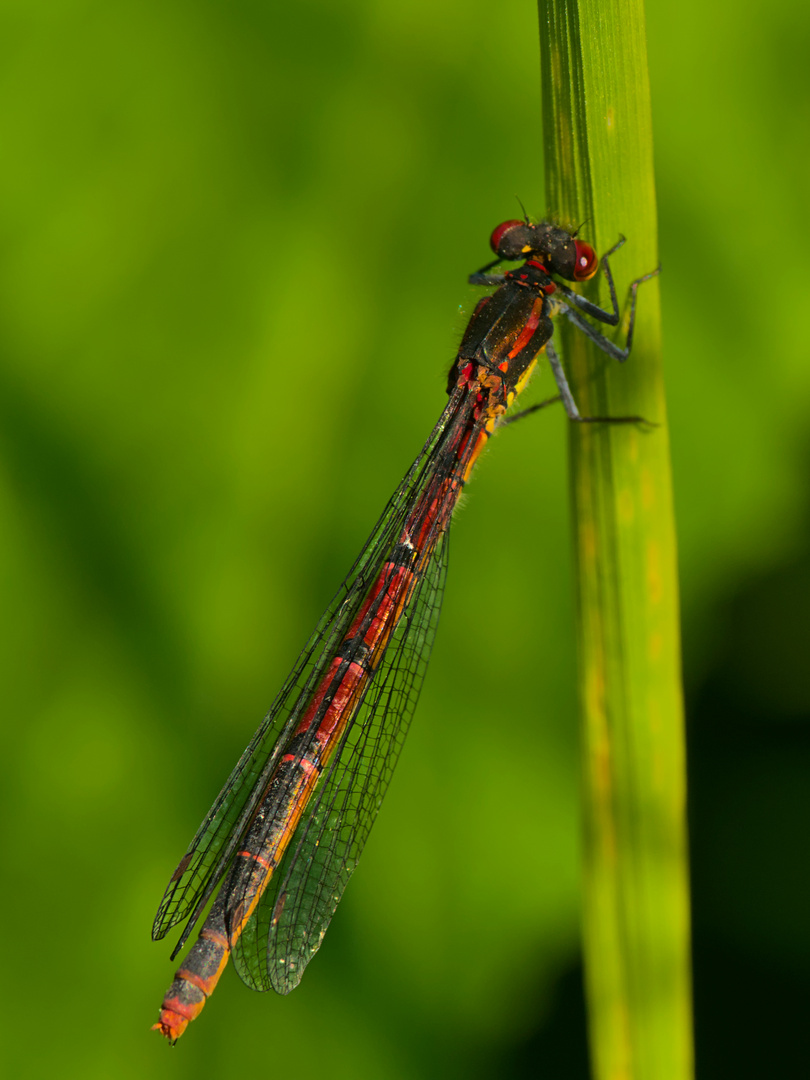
<box><xmin>151</xmin><ymin>218</ymin><xmax>658</xmax><ymax>1042</ymax></box>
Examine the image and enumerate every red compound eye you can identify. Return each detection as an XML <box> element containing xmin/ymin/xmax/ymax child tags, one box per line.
<box><xmin>572</xmin><ymin>241</ymin><xmax>598</xmax><ymax>281</ymax></box>
<box><xmin>489</xmin><ymin>220</ymin><xmax>523</xmax><ymax>254</ymax></box>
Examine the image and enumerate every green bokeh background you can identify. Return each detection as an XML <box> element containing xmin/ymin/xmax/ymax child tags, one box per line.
<box><xmin>1</xmin><ymin>1</ymin><xmax>808</xmax><ymax>1076</ymax></box>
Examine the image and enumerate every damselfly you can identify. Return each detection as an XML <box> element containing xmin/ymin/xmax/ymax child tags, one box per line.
<box><xmin>151</xmin><ymin>218</ymin><xmax>658</xmax><ymax>1042</ymax></box>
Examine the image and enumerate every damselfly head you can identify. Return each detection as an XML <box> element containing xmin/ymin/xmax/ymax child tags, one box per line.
<box><xmin>489</xmin><ymin>220</ymin><xmax>599</xmax><ymax>283</ymax></box>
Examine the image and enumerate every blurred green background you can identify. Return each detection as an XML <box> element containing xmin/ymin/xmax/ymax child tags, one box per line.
<box><xmin>1</xmin><ymin>0</ymin><xmax>808</xmax><ymax>1076</ymax></box>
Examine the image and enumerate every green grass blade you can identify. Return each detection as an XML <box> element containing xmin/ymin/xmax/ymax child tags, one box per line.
<box><xmin>537</xmin><ymin>2</ymin><xmax>694</xmax><ymax>1077</ymax></box>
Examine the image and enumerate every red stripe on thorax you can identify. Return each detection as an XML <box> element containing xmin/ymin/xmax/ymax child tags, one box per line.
<box><xmin>508</xmin><ymin>296</ymin><xmax>544</xmax><ymax>359</ymax></box>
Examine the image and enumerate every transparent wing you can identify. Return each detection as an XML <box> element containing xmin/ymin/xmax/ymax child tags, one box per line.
<box><xmin>230</xmin><ymin>528</ymin><xmax>450</xmax><ymax>993</ymax></box>
<box><xmin>152</xmin><ymin>392</ymin><xmax>466</xmax><ymax>953</ymax></box>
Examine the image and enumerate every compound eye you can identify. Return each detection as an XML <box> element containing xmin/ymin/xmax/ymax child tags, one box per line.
<box><xmin>572</xmin><ymin>241</ymin><xmax>598</xmax><ymax>281</ymax></box>
<box><xmin>489</xmin><ymin>219</ymin><xmax>537</xmax><ymax>260</ymax></box>
<box><xmin>489</xmin><ymin>220</ymin><xmax>524</xmax><ymax>256</ymax></box>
